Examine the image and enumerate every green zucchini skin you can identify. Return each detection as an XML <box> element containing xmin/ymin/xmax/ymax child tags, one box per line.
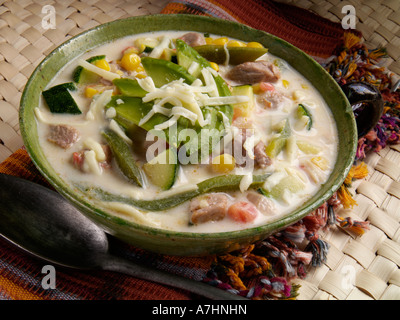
<box><xmin>143</xmin><ymin>148</ymin><xmax>179</xmax><ymax>190</ymax></box>
<box><xmin>42</xmin><ymin>82</ymin><xmax>81</xmax><ymax>114</ymax></box>
<box><xmin>73</xmin><ymin>55</ymin><xmax>106</xmax><ymax>84</ymax></box>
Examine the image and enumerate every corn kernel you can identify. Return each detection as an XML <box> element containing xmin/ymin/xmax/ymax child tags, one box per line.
<box><xmin>209</xmin><ymin>62</ymin><xmax>219</xmax><ymax>72</ymax></box>
<box><xmin>213</xmin><ymin>37</ymin><xmax>229</xmax><ymax>45</ymax></box>
<box><xmin>292</xmin><ymin>90</ymin><xmax>305</xmax><ymax>101</ymax></box>
<box><xmin>137</xmin><ymin>44</ymin><xmax>146</xmax><ymax>53</ymax></box>
<box><xmin>135</xmin><ymin>65</ymin><xmax>145</xmax><ymax>73</ymax></box>
<box><xmin>85</xmin><ymin>86</ymin><xmax>99</xmax><ymax>98</ymax></box>
<box><xmin>211</xmin><ymin>154</ymin><xmax>236</xmax><ymax>173</ymax></box>
<box><xmin>135</xmin><ymin>73</ymin><xmax>147</xmax><ymax>79</ymax></box>
<box><xmin>120</xmin><ymin>52</ymin><xmax>141</xmax><ymax>72</ymax></box>
<box><xmin>282</xmin><ymin>79</ymin><xmax>289</xmax><ymax>88</ymax></box>
<box><xmin>252</xmin><ymin>83</ymin><xmax>262</xmax><ymax>94</ymax></box>
<box><xmin>301</xmin><ymin>83</ymin><xmax>309</xmax><ymax>90</ymax></box>
<box><xmin>94</xmin><ymin>59</ymin><xmax>110</xmax><ymax>71</ymax></box>
<box><xmin>123</xmin><ymin>46</ymin><xmax>139</xmax><ymax>55</ymax></box>
<box><xmin>247</xmin><ymin>42</ymin><xmax>264</xmax><ymax>48</ymax></box>
<box><xmin>311</xmin><ymin>156</ymin><xmax>329</xmax><ymax>170</ymax></box>
<box><xmin>205</xmin><ymin>37</ymin><xmax>214</xmax><ymax>45</ymax></box>
<box><xmin>160</xmin><ymin>48</ymin><xmax>174</xmax><ymax>61</ymax></box>
<box><xmin>227</xmin><ymin>40</ymin><xmax>246</xmax><ymax>47</ymax></box>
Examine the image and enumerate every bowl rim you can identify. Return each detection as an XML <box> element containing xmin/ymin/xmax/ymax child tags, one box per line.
<box><xmin>19</xmin><ymin>14</ymin><xmax>357</xmax><ymax>242</ymax></box>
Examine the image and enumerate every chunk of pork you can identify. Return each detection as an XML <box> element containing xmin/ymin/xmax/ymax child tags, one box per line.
<box><xmin>226</xmin><ymin>61</ymin><xmax>280</xmax><ymax>84</ymax></box>
<box><xmin>246</xmin><ymin>191</ymin><xmax>275</xmax><ymax>215</ymax></box>
<box><xmin>190</xmin><ymin>193</ymin><xmax>229</xmax><ymax>224</ymax></box>
<box><xmin>47</xmin><ymin>124</ymin><xmax>79</xmax><ymax>149</ymax></box>
<box><xmin>179</xmin><ymin>32</ymin><xmax>206</xmax><ymax>47</ymax></box>
<box><xmin>254</xmin><ymin>141</ymin><xmax>272</xmax><ymax>169</ymax></box>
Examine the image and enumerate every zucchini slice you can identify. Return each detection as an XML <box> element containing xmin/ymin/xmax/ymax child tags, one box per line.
<box><xmin>297</xmin><ymin>104</ymin><xmax>313</xmax><ymax>130</ymax></box>
<box><xmin>135</xmin><ymin>37</ymin><xmax>160</xmax><ymax>53</ymax></box>
<box><xmin>231</xmin><ymin>85</ymin><xmax>254</xmax><ymax>118</ymax></box>
<box><xmin>143</xmin><ymin>148</ymin><xmax>179</xmax><ymax>190</ymax></box>
<box><xmin>265</xmin><ymin>119</ymin><xmax>291</xmax><ymax>158</ymax></box>
<box><xmin>73</xmin><ymin>55</ymin><xmax>106</xmax><ymax>84</ymax></box>
<box><xmin>42</xmin><ymin>82</ymin><xmax>81</xmax><ymax>114</ymax></box>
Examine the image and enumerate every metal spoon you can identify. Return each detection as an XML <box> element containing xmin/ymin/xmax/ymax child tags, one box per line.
<box><xmin>0</xmin><ymin>173</ymin><xmax>245</xmax><ymax>300</ymax></box>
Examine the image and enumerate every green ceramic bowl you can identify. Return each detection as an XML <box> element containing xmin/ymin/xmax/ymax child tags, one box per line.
<box><xmin>20</xmin><ymin>15</ymin><xmax>357</xmax><ymax>256</ymax></box>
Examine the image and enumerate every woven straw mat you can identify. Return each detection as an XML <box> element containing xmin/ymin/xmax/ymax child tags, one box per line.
<box><xmin>0</xmin><ymin>0</ymin><xmax>399</xmax><ymax>300</ymax></box>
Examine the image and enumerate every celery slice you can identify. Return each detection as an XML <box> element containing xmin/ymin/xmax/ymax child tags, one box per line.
<box><xmin>265</xmin><ymin>119</ymin><xmax>291</xmax><ymax>158</ymax></box>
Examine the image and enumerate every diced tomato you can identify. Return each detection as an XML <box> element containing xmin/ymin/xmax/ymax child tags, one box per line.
<box><xmin>121</xmin><ymin>46</ymin><xmax>139</xmax><ymax>55</ymax></box>
<box><xmin>259</xmin><ymin>82</ymin><xmax>275</xmax><ymax>92</ymax></box>
<box><xmin>232</xmin><ymin>107</ymin><xmax>244</xmax><ymax>120</ymax></box>
<box><xmin>72</xmin><ymin>151</ymin><xmax>84</xmax><ymax>170</ymax></box>
<box><xmin>227</xmin><ymin>201</ymin><xmax>258</xmax><ymax>223</ymax></box>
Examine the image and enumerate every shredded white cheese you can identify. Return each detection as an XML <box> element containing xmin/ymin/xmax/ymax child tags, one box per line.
<box><xmin>170</xmin><ymin>106</ymin><xmax>197</xmax><ymax>125</ymax></box>
<box><xmin>105</xmin><ymin>107</ymin><xmax>116</xmax><ymax>119</ymax></box>
<box><xmin>201</xmin><ymin>68</ymin><xmax>219</xmax><ymax>97</ymax></box>
<box><xmin>206</xmin><ymin>66</ymin><xmax>219</xmax><ymax>78</ymax></box>
<box><xmin>138</xmin><ymin>109</ymin><xmax>155</xmax><ymax>126</ymax></box>
<box><xmin>243</xmin><ymin>132</ymin><xmax>261</xmax><ymax>160</ymax></box>
<box><xmin>141</xmin><ymin>79</ymin><xmax>207</xmax><ymax>127</ymax></box>
<box><xmin>138</xmin><ymin>66</ymin><xmax>248</xmax><ymax>131</ymax></box>
<box><xmin>199</xmin><ymin>95</ymin><xmax>249</xmax><ymax>106</ymax></box>
<box><xmin>77</xmin><ymin>59</ymin><xmax>120</xmax><ymax>82</ymax></box>
<box><xmin>109</xmin><ymin>119</ymin><xmax>132</xmax><ymax>144</ymax></box>
<box><xmin>102</xmin><ymin>202</ymin><xmax>160</xmax><ymax>227</ymax></box>
<box><xmin>154</xmin><ymin>114</ymin><xmax>179</xmax><ymax>130</ymax></box>
<box><xmin>82</xmin><ymin>150</ymin><xmax>102</xmax><ymax>175</ymax></box>
<box><xmin>286</xmin><ymin>136</ymin><xmax>298</xmax><ymax>162</ymax></box>
<box><xmin>218</xmin><ymin>110</ymin><xmax>231</xmax><ymax>130</ymax></box>
<box><xmin>83</xmin><ymin>137</ymin><xmax>106</xmax><ymax>162</ymax></box>
<box><xmin>188</xmin><ymin>61</ymin><xmax>200</xmax><ymax>75</ymax></box>
<box><xmin>124</xmin><ymin>183</ymin><xmax>198</xmax><ymax>201</ymax></box>
<box><xmin>34</xmin><ymin>107</ymin><xmax>89</xmax><ymax>126</ymax></box>
<box><xmin>243</xmin><ymin>135</ymin><xmax>256</xmax><ymax>160</ymax></box>
<box><xmin>223</xmin><ymin>43</ymin><xmax>230</xmax><ymax>66</ymax></box>
<box><xmin>137</xmin><ymin>77</ymin><xmax>156</xmax><ymax>92</ymax></box>
<box><xmin>239</xmin><ymin>172</ymin><xmax>253</xmax><ymax>192</ymax></box>
<box><xmin>149</xmin><ymin>36</ymin><xmax>171</xmax><ymax>59</ymax></box>
<box><xmin>86</xmin><ymin>90</ymin><xmax>113</xmax><ymax>121</ymax></box>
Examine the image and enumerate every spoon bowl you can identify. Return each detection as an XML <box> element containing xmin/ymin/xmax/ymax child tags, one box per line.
<box><xmin>0</xmin><ymin>173</ymin><xmax>246</xmax><ymax>300</ymax></box>
<box><xmin>0</xmin><ymin>173</ymin><xmax>108</xmax><ymax>269</ymax></box>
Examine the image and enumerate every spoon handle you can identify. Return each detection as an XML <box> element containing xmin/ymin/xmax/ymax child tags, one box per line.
<box><xmin>101</xmin><ymin>255</ymin><xmax>247</xmax><ymax>300</ymax></box>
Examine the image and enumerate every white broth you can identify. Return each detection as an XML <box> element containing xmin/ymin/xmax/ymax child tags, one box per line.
<box><xmin>36</xmin><ymin>31</ymin><xmax>338</xmax><ymax>233</ymax></box>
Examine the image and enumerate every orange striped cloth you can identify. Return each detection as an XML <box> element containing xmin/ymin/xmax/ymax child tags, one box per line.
<box><xmin>0</xmin><ymin>0</ymin><xmax>355</xmax><ymax>300</ymax></box>
<box><xmin>161</xmin><ymin>0</ymin><xmax>361</xmax><ymax>58</ymax></box>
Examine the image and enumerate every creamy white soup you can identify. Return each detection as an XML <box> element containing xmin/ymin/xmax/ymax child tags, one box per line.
<box><xmin>36</xmin><ymin>31</ymin><xmax>338</xmax><ymax>233</ymax></box>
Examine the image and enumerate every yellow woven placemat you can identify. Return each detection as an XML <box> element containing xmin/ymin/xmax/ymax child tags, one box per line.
<box><xmin>295</xmin><ymin>145</ymin><xmax>400</xmax><ymax>299</ymax></box>
<box><xmin>0</xmin><ymin>0</ymin><xmax>399</xmax><ymax>300</ymax></box>
<box><xmin>275</xmin><ymin>0</ymin><xmax>400</xmax><ymax>75</ymax></box>
<box><xmin>274</xmin><ymin>0</ymin><xmax>400</xmax><ymax>300</ymax></box>
<box><xmin>0</xmin><ymin>0</ymin><xmax>166</xmax><ymax>161</ymax></box>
